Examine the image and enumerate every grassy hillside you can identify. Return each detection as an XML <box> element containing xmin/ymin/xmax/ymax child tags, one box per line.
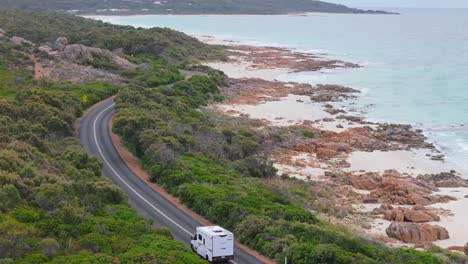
<box><xmin>0</xmin><ymin>0</ymin><xmax>391</xmax><ymax>14</ymax></box>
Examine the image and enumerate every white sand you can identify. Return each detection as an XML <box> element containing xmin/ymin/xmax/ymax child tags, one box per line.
<box><xmin>351</xmin><ymin>203</ymin><xmax>399</xmax><ymax>243</ymax></box>
<box><xmin>345</xmin><ymin>149</ymin><xmax>452</xmax><ymax>176</ymax></box>
<box><xmin>194</xmin><ymin>35</ymin><xmax>239</xmax><ymax>46</ymax></box>
<box><xmin>197</xmin><ymin>35</ymin><xmax>294</xmax><ymax>81</ymax></box>
<box><xmin>216</xmin><ymin>94</ymin><xmax>368</xmax><ymax>132</ymax></box>
<box><xmin>350</xmin><ymin>187</ymin><xmax>371</xmax><ymax>195</ymax></box>
<box><xmin>369</xmin><ymin>218</ymin><xmax>396</xmax><ymax>240</ymax></box>
<box><xmin>204</xmin><ymin>61</ymin><xmax>291</xmax><ymax>81</ymax></box>
<box><xmin>274</xmin><ymin>152</ymin><xmax>327</xmax><ymax>181</ymax></box>
<box><xmin>274</xmin><ymin>163</ymin><xmax>325</xmax><ymax>181</ymax></box>
<box><xmin>431</xmin><ymin>187</ymin><xmax>468</xmax><ymax>248</ymax></box>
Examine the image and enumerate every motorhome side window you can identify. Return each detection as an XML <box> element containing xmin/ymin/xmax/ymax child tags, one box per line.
<box><xmin>198</xmin><ymin>234</ymin><xmax>202</xmax><ymax>240</ymax></box>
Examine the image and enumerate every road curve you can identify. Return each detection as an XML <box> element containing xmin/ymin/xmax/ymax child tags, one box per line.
<box><xmin>79</xmin><ymin>98</ymin><xmax>265</xmax><ymax>264</ymax></box>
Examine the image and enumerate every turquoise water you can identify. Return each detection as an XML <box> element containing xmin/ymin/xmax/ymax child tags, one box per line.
<box><xmin>93</xmin><ymin>9</ymin><xmax>468</xmax><ymax>174</ymax></box>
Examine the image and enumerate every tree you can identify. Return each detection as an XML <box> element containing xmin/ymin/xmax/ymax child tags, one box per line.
<box><xmin>0</xmin><ymin>184</ymin><xmax>21</xmax><ymax>211</ymax></box>
<box><xmin>235</xmin><ymin>215</ymin><xmax>271</xmax><ymax>243</ymax></box>
<box><xmin>34</xmin><ymin>184</ymin><xmax>65</xmax><ymax>211</ymax></box>
<box><xmin>0</xmin><ymin>218</ymin><xmax>36</xmax><ymax>259</ymax></box>
<box><xmin>40</xmin><ymin>238</ymin><xmax>60</xmax><ymax>257</ymax></box>
<box><xmin>46</xmin><ymin>116</ymin><xmax>71</xmax><ymax>137</ymax></box>
<box><xmin>79</xmin><ymin>233</ymin><xmax>111</xmax><ymax>254</ymax></box>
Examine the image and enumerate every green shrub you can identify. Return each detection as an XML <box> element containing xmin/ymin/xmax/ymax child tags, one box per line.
<box><xmin>302</xmin><ymin>130</ymin><xmax>315</xmax><ymax>138</ymax></box>
<box><xmin>11</xmin><ymin>206</ymin><xmax>43</xmax><ymax>223</ymax></box>
<box><xmin>0</xmin><ymin>185</ymin><xmax>22</xmax><ymax>211</ymax></box>
<box><xmin>17</xmin><ymin>254</ymin><xmax>48</xmax><ymax>264</ymax></box>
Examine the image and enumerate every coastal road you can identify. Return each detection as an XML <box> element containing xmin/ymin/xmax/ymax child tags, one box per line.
<box><xmin>79</xmin><ymin>98</ymin><xmax>265</xmax><ymax>264</ymax></box>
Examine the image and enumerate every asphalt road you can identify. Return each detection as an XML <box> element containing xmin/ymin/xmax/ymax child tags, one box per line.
<box><xmin>79</xmin><ymin>98</ymin><xmax>264</xmax><ymax>264</ymax></box>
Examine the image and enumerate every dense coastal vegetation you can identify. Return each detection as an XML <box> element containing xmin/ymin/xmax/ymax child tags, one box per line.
<box><xmin>0</xmin><ymin>9</ymin><xmax>464</xmax><ymax>264</ymax></box>
<box><xmin>0</xmin><ymin>0</ymin><xmax>390</xmax><ymax>15</ymax></box>
<box><xmin>0</xmin><ymin>57</ymin><xmax>203</xmax><ymax>264</ymax></box>
<box><xmin>0</xmin><ymin>10</ymin><xmax>213</xmax><ymax>264</ymax></box>
<box><xmin>0</xmin><ymin>10</ymin><xmax>226</xmax><ymax>64</ymax></box>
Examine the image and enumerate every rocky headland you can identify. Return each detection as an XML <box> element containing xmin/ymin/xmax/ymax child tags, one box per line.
<box><xmin>201</xmin><ymin>36</ymin><xmax>468</xmax><ymax>255</ymax></box>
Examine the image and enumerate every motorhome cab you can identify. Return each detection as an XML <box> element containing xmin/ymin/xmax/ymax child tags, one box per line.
<box><xmin>191</xmin><ymin>226</ymin><xmax>234</xmax><ymax>263</ymax></box>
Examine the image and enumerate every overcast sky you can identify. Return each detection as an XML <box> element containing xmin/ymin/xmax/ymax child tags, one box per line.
<box><xmin>325</xmin><ymin>0</ymin><xmax>468</xmax><ymax>8</ymax></box>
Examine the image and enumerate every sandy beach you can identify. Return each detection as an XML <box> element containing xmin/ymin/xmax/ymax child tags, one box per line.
<box><xmin>205</xmin><ymin>61</ymin><xmax>291</xmax><ymax>81</ymax></box>
<box><xmin>345</xmin><ymin>149</ymin><xmax>451</xmax><ymax>176</ymax></box>
<box><xmin>200</xmin><ymin>35</ymin><xmax>468</xmax><ymax>251</ymax></box>
<box><xmin>432</xmin><ymin>188</ymin><xmax>468</xmax><ymax>248</ymax></box>
<box><xmin>212</xmin><ymin>94</ymin><xmax>367</xmax><ymax>132</ymax></box>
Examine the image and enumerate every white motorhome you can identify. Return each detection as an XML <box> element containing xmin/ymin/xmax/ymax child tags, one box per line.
<box><xmin>191</xmin><ymin>226</ymin><xmax>234</xmax><ymax>263</ymax></box>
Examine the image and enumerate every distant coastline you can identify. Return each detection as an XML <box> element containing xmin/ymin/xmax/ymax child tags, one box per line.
<box><xmin>83</xmin><ymin>10</ymin><xmax>398</xmax><ymax>18</ymax></box>
<box><xmin>0</xmin><ymin>0</ymin><xmax>396</xmax><ymax>16</ymax></box>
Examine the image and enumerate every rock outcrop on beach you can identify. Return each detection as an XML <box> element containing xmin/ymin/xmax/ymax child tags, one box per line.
<box><xmin>361</xmin><ymin>170</ymin><xmax>455</xmax><ymax>205</ymax></box>
<box><xmin>386</xmin><ymin>222</ymin><xmax>449</xmax><ymax>243</ymax></box>
<box><xmin>373</xmin><ymin>204</ymin><xmax>440</xmax><ymax>223</ymax></box>
<box><xmin>309</xmin><ymin>84</ymin><xmax>360</xmax><ymax>102</ymax></box>
<box><xmin>282</xmin><ymin>123</ymin><xmax>433</xmax><ymax>162</ymax></box>
<box><xmin>346</xmin><ymin>172</ymin><xmax>380</xmax><ymax>190</ymax></box>
<box><xmin>370</xmin><ymin>124</ymin><xmax>432</xmax><ymax>148</ymax></box>
<box><xmin>331</xmin><ymin>170</ymin><xmax>457</xmax><ymax>207</ymax></box>
<box><xmin>227</xmin><ymin>45</ymin><xmax>359</xmax><ymax>73</ymax></box>
<box><xmin>417</xmin><ymin>172</ymin><xmax>468</xmax><ymax>188</ymax></box>
<box><xmin>312</xmin><ymin>125</ymin><xmax>432</xmax><ymax>161</ymax></box>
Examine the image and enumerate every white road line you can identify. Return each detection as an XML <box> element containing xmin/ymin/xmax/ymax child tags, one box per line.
<box><xmin>92</xmin><ymin>103</ymin><xmax>193</xmax><ymax>237</ymax></box>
